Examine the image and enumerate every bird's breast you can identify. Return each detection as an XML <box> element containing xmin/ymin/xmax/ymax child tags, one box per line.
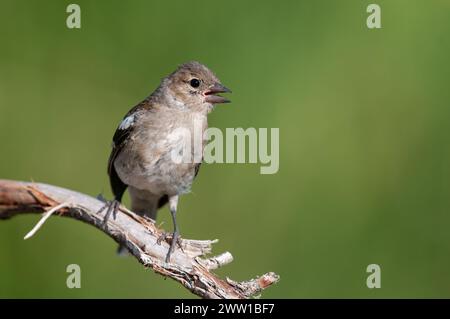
<box><xmin>115</xmin><ymin>110</ymin><xmax>207</xmax><ymax>196</ymax></box>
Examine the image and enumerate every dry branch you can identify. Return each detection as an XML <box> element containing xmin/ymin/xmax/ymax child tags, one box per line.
<box><xmin>0</xmin><ymin>179</ymin><xmax>279</xmax><ymax>299</ymax></box>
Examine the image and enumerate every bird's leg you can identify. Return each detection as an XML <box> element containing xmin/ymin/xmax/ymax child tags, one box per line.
<box><xmin>97</xmin><ymin>199</ymin><xmax>120</xmax><ymax>228</ymax></box>
<box><xmin>165</xmin><ymin>195</ymin><xmax>180</xmax><ymax>263</ymax></box>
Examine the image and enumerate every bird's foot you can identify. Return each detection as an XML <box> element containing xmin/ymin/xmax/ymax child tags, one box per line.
<box><xmin>96</xmin><ymin>199</ymin><xmax>120</xmax><ymax>228</ymax></box>
<box><xmin>156</xmin><ymin>232</ymin><xmax>168</xmax><ymax>245</ymax></box>
<box><xmin>157</xmin><ymin>231</ymin><xmax>183</xmax><ymax>262</ymax></box>
<box><xmin>156</xmin><ymin>231</ymin><xmax>183</xmax><ymax>247</ymax></box>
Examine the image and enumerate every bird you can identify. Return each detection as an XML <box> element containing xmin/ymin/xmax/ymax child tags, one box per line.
<box><xmin>100</xmin><ymin>61</ymin><xmax>231</xmax><ymax>262</ymax></box>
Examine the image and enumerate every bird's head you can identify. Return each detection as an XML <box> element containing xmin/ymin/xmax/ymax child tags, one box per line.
<box><xmin>160</xmin><ymin>61</ymin><xmax>231</xmax><ymax>111</ymax></box>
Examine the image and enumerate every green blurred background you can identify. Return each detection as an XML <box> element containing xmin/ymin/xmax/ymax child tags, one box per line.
<box><xmin>1</xmin><ymin>0</ymin><xmax>450</xmax><ymax>298</ymax></box>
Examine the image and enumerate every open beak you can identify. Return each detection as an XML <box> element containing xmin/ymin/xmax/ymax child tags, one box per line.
<box><xmin>204</xmin><ymin>83</ymin><xmax>231</xmax><ymax>104</ymax></box>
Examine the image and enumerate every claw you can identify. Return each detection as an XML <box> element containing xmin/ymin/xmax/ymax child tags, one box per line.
<box><xmin>156</xmin><ymin>232</ymin><xmax>168</xmax><ymax>245</ymax></box>
<box><xmin>165</xmin><ymin>231</ymin><xmax>184</xmax><ymax>263</ymax></box>
<box><xmin>97</xmin><ymin>199</ymin><xmax>120</xmax><ymax>228</ymax></box>
<box><xmin>157</xmin><ymin>231</ymin><xmax>183</xmax><ymax>262</ymax></box>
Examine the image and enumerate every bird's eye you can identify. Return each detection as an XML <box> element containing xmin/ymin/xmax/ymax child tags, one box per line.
<box><xmin>190</xmin><ymin>78</ymin><xmax>200</xmax><ymax>88</ymax></box>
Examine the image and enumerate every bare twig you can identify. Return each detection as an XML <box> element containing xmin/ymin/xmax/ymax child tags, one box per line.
<box><xmin>24</xmin><ymin>202</ymin><xmax>71</xmax><ymax>239</ymax></box>
<box><xmin>0</xmin><ymin>179</ymin><xmax>279</xmax><ymax>299</ymax></box>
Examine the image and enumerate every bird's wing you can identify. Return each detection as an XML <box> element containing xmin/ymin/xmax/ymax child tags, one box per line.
<box><xmin>107</xmin><ymin>101</ymin><xmax>150</xmax><ymax>201</ymax></box>
<box><xmin>107</xmin><ymin>121</ymin><xmax>132</xmax><ymax>201</ymax></box>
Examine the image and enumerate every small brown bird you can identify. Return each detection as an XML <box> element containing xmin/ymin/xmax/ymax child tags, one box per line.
<box><xmin>100</xmin><ymin>61</ymin><xmax>231</xmax><ymax>262</ymax></box>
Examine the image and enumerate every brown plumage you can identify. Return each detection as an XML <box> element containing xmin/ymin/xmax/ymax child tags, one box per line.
<box><xmin>102</xmin><ymin>61</ymin><xmax>231</xmax><ymax>262</ymax></box>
